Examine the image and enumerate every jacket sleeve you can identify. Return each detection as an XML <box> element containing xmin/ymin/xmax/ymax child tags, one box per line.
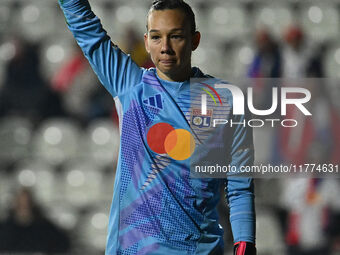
<box><xmin>58</xmin><ymin>0</ymin><xmax>144</xmax><ymax>98</ymax></box>
<box><xmin>225</xmin><ymin>111</ymin><xmax>256</xmax><ymax>244</ymax></box>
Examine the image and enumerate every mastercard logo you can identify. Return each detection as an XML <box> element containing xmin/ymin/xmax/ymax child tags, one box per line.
<box><xmin>146</xmin><ymin>123</ymin><xmax>195</xmax><ymax>161</ymax></box>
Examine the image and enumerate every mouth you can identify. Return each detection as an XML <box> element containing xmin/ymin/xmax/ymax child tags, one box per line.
<box><xmin>160</xmin><ymin>59</ymin><xmax>176</xmax><ymax>66</ymax></box>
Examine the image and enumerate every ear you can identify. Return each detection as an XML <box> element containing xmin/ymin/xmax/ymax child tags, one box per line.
<box><xmin>192</xmin><ymin>31</ymin><xmax>201</xmax><ymax>51</ymax></box>
<box><xmin>144</xmin><ymin>33</ymin><xmax>150</xmax><ymax>53</ymax></box>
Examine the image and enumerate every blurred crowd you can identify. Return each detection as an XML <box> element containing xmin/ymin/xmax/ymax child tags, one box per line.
<box><xmin>0</xmin><ymin>187</ymin><xmax>70</xmax><ymax>253</ymax></box>
<box><xmin>0</xmin><ymin>2</ymin><xmax>339</xmax><ymax>254</ymax></box>
<box><xmin>0</xmin><ymin>25</ymin><xmax>152</xmax><ymax>255</ymax></box>
<box><xmin>246</xmin><ymin>24</ymin><xmax>340</xmax><ymax>255</ymax></box>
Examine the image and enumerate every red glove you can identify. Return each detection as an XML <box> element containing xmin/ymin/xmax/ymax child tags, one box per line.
<box><xmin>234</xmin><ymin>241</ymin><xmax>256</xmax><ymax>255</ymax></box>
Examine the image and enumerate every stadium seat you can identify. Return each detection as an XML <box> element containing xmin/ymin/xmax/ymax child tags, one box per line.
<box><xmin>100</xmin><ymin>168</ymin><xmax>116</xmax><ymax>201</ymax></box>
<box><xmin>32</xmin><ymin>118</ymin><xmax>81</xmax><ymax>166</ymax></box>
<box><xmin>47</xmin><ymin>202</ymin><xmax>79</xmax><ymax>231</ymax></box>
<box><xmin>82</xmin><ymin>119</ymin><xmax>120</xmax><ymax>169</ymax></box>
<box><xmin>0</xmin><ymin>1</ymin><xmax>12</xmax><ymax>34</ymax></box>
<box><xmin>325</xmin><ymin>44</ymin><xmax>340</xmax><ymax>78</ymax></box>
<box><xmin>184</xmin><ymin>0</ymin><xmax>209</xmax><ymax>32</ymax></box>
<box><xmin>0</xmin><ymin>40</ymin><xmax>16</xmax><ymax>64</ymax></box>
<box><xmin>0</xmin><ymin>40</ymin><xmax>16</xmax><ymax>87</ymax></box>
<box><xmin>13</xmin><ymin>160</ymin><xmax>59</xmax><ymax>204</ymax></box>
<box><xmin>300</xmin><ymin>3</ymin><xmax>339</xmax><ymax>41</ymax></box>
<box><xmin>206</xmin><ymin>3</ymin><xmax>249</xmax><ymax>40</ymax></box>
<box><xmin>108</xmin><ymin>1</ymin><xmax>149</xmax><ymax>37</ymax></box>
<box><xmin>78</xmin><ymin>205</ymin><xmax>110</xmax><ymax>252</ymax></box>
<box><xmin>254</xmin><ymin>3</ymin><xmax>294</xmax><ymax>37</ymax></box>
<box><xmin>0</xmin><ymin>170</ymin><xmax>13</xmax><ymax>221</ymax></box>
<box><xmin>256</xmin><ymin>207</ymin><xmax>285</xmax><ymax>255</ymax></box>
<box><xmin>229</xmin><ymin>42</ymin><xmax>255</xmax><ymax>79</ymax></box>
<box><xmin>16</xmin><ymin>1</ymin><xmax>57</xmax><ymax>42</ymax></box>
<box><xmin>192</xmin><ymin>43</ymin><xmax>225</xmax><ymax>78</ymax></box>
<box><xmin>0</xmin><ymin>116</ymin><xmax>33</xmax><ymax>165</ymax></box>
<box><xmin>61</xmin><ymin>160</ymin><xmax>104</xmax><ymax>208</ymax></box>
<box><xmin>40</xmin><ymin>38</ymin><xmax>76</xmax><ymax>81</ymax></box>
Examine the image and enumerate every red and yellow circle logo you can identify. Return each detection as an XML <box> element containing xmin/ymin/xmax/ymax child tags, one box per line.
<box><xmin>146</xmin><ymin>123</ymin><xmax>195</xmax><ymax>161</ymax></box>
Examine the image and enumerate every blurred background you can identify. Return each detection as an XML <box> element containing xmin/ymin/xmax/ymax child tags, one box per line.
<box><xmin>0</xmin><ymin>0</ymin><xmax>339</xmax><ymax>254</ymax></box>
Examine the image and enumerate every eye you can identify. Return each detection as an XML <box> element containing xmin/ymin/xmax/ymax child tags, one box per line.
<box><xmin>151</xmin><ymin>35</ymin><xmax>160</xmax><ymax>40</ymax></box>
<box><xmin>171</xmin><ymin>34</ymin><xmax>184</xmax><ymax>39</ymax></box>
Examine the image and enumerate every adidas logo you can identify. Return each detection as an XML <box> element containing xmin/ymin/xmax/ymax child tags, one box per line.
<box><xmin>143</xmin><ymin>94</ymin><xmax>163</xmax><ymax>109</ymax></box>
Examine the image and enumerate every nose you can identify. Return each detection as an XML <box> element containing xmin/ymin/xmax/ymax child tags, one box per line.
<box><xmin>161</xmin><ymin>38</ymin><xmax>173</xmax><ymax>54</ymax></box>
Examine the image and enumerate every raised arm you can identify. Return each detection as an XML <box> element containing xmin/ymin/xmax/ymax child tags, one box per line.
<box><xmin>58</xmin><ymin>0</ymin><xmax>144</xmax><ymax>97</ymax></box>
